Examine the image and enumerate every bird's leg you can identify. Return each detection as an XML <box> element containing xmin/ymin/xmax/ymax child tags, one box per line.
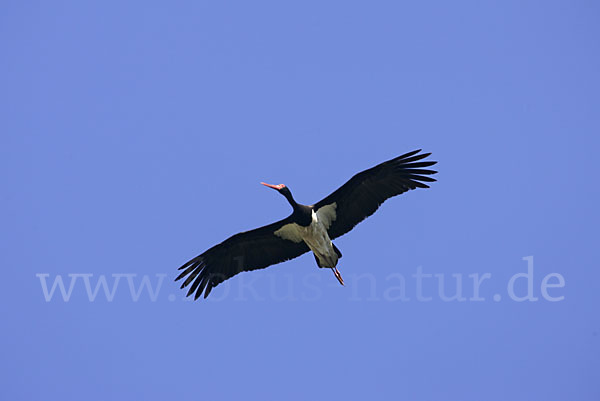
<box><xmin>331</xmin><ymin>267</ymin><xmax>344</xmax><ymax>286</ymax></box>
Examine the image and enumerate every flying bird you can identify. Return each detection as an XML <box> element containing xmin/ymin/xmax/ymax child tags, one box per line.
<box><xmin>176</xmin><ymin>149</ymin><xmax>437</xmax><ymax>299</ymax></box>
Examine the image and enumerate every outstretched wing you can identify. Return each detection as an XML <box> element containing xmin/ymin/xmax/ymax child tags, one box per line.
<box><xmin>176</xmin><ymin>217</ymin><xmax>310</xmax><ymax>299</ymax></box>
<box><xmin>313</xmin><ymin>150</ymin><xmax>437</xmax><ymax>239</ymax></box>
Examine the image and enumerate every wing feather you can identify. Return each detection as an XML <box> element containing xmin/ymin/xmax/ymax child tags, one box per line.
<box><xmin>313</xmin><ymin>150</ymin><xmax>437</xmax><ymax>239</ymax></box>
<box><xmin>175</xmin><ymin>217</ymin><xmax>310</xmax><ymax>300</ymax></box>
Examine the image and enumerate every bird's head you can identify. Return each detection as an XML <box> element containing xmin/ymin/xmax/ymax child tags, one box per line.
<box><xmin>261</xmin><ymin>182</ymin><xmax>294</xmax><ymax>200</ymax></box>
<box><xmin>261</xmin><ymin>182</ymin><xmax>299</xmax><ymax>211</ymax></box>
<box><xmin>261</xmin><ymin>182</ymin><xmax>287</xmax><ymax>193</ymax></box>
<box><xmin>260</xmin><ymin>182</ymin><xmax>285</xmax><ymax>191</ymax></box>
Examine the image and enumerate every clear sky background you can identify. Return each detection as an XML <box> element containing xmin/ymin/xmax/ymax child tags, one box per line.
<box><xmin>2</xmin><ymin>1</ymin><xmax>599</xmax><ymax>400</ymax></box>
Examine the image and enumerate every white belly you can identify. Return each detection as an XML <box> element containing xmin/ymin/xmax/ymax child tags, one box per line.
<box><xmin>302</xmin><ymin>211</ymin><xmax>338</xmax><ymax>267</ymax></box>
<box><xmin>274</xmin><ymin>210</ymin><xmax>339</xmax><ymax>268</ymax></box>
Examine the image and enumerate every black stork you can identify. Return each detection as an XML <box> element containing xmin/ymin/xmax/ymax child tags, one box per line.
<box><xmin>176</xmin><ymin>149</ymin><xmax>437</xmax><ymax>300</ymax></box>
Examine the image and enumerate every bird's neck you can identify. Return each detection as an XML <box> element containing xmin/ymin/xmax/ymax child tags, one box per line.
<box><xmin>283</xmin><ymin>191</ymin><xmax>298</xmax><ymax>208</ymax></box>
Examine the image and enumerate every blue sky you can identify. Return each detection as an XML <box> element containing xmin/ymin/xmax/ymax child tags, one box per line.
<box><xmin>2</xmin><ymin>1</ymin><xmax>599</xmax><ymax>400</ymax></box>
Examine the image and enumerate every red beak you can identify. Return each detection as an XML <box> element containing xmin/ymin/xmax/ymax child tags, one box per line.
<box><xmin>261</xmin><ymin>182</ymin><xmax>285</xmax><ymax>190</ymax></box>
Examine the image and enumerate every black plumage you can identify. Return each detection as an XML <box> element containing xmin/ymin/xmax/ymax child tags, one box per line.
<box><xmin>176</xmin><ymin>149</ymin><xmax>437</xmax><ymax>300</ymax></box>
<box><xmin>314</xmin><ymin>149</ymin><xmax>437</xmax><ymax>239</ymax></box>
